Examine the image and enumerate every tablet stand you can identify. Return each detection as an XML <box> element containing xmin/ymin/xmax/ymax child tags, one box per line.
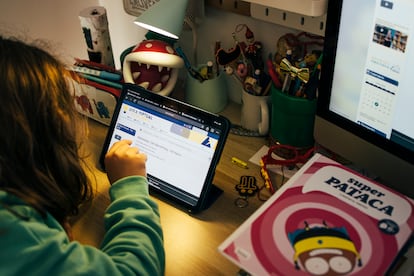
<box><xmin>200</xmin><ymin>184</ymin><xmax>223</xmax><ymax>211</ymax></box>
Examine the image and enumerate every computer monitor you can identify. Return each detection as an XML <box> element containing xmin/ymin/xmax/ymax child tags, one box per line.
<box><xmin>315</xmin><ymin>0</ymin><xmax>414</xmax><ymax>198</ymax></box>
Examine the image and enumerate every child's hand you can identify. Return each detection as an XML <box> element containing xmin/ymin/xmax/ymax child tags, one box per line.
<box><xmin>104</xmin><ymin>140</ymin><xmax>147</xmax><ymax>184</ymax></box>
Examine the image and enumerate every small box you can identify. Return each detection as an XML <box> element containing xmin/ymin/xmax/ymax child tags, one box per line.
<box><xmin>72</xmin><ymin>77</ymin><xmax>120</xmax><ymax>126</ymax></box>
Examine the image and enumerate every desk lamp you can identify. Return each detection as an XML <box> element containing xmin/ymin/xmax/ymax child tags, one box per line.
<box><xmin>122</xmin><ymin>0</ymin><xmax>190</xmax><ymax>96</ymax></box>
<box><xmin>134</xmin><ymin>0</ymin><xmax>189</xmax><ymax>40</ymax></box>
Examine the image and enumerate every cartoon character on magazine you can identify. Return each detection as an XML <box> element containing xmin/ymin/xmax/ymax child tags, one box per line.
<box><xmin>121</xmin><ymin>31</ymin><xmax>184</xmax><ymax>96</ymax></box>
<box><xmin>287</xmin><ymin>221</ymin><xmax>362</xmax><ymax>275</ymax></box>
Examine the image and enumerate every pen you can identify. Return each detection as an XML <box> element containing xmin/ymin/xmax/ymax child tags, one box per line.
<box><xmin>266</xmin><ymin>57</ymin><xmax>282</xmax><ymax>89</ymax></box>
<box><xmin>303</xmin><ymin>54</ymin><xmax>323</xmax><ymax>100</ymax></box>
<box><xmin>312</xmin><ymin>53</ymin><xmax>323</xmax><ymax>77</ymax></box>
<box><xmin>282</xmin><ymin>73</ymin><xmax>291</xmax><ymax>93</ymax></box>
<box><xmin>207</xmin><ymin>60</ymin><xmax>214</xmax><ymax>79</ymax></box>
<box><xmin>304</xmin><ymin>64</ymin><xmax>320</xmax><ymax>100</ymax></box>
<box><xmin>232</xmin><ymin>157</ymin><xmax>248</xmax><ymax>169</ymax></box>
<box><xmin>261</xmin><ymin>80</ymin><xmax>272</xmax><ymax>96</ymax></box>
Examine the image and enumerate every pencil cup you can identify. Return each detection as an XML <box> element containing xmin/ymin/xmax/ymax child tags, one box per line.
<box><xmin>185</xmin><ymin>67</ymin><xmax>227</xmax><ymax>113</ymax></box>
<box><xmin>270</xmin><ymin>85</ymin><xmax>317</xmax><ymax>148</ymax></box>
<box><xmin>240</xmin><ymin>89</ymin><xmax>271</xmax><ymax>135</ymax></box>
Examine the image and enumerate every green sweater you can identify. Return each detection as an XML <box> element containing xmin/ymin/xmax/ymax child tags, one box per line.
<box><xmin>0</xmin><ymin>176</ymin><xmax>165</xmax><ymax>276</ymax></box>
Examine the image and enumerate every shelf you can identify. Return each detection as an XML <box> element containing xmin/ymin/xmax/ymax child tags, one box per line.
<box><xmin>205</xmin><ymin>0</ymin><xmax>251</xmax><ymax>16</ymax></box>
<box><xmin>205</xmin><ymin>0</ymin><xmax>327</xmax><ymax>36</ymax></box>
<box><xmin>241</xmin><ymin>0</ymin><xmax>328</xmax><ymax>17</ymax></box>
<box><xmin>250</xmin><ymin>4</ymin><xmax>326</xmax><ymax>36</ymax></box>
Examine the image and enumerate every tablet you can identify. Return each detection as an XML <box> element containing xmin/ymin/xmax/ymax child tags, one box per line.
<box><xmin>100</xmin><ymin>84</ymin><xmax>230</xmax><ymax>213</ymax></box>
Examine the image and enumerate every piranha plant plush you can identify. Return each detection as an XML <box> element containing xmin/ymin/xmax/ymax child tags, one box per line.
<box><xmin>122</xmin><ymin>32</ymin><xmax>184</xmax><ymax>96</ymax></box>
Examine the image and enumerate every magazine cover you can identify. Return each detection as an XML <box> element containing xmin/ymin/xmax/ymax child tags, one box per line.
<box><xmin>219</xmin><ymin>153</ymin><xmax>414</xmax><ymax>275</ymax></box>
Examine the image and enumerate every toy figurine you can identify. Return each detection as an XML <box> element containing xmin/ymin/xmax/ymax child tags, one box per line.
<box><xmin>216</xmin><ymin>42</ymin><xmax>243</xmax><ymax>67</ymax></box>
<box><xmin>122</xmin><ymin>32</ymin><xmax>184</xmax><ymax>96</ymax></box>
<box><xmin>243</xmin><ymin>26</ymin><xmax>263</xmax><ymax>71</ymax></box>
<box><xmin>274</xmin><ymin>33</ymin><xmax>302</xmax><ymax>65</ymax></box>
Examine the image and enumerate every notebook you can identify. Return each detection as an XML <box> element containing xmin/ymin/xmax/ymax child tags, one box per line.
<box><xmin>100</xmin><ymin>83</ymin><xmax>230</xmax><ymax>213</ymax></box>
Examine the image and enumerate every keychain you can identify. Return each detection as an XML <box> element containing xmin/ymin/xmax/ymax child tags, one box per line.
<box><xmin>234</xmin><ymin>175</ymin><xmax>258</xmax><ymax>208</ymax></box>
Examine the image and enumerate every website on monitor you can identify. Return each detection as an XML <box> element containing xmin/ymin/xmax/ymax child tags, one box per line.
<box><xmin>330</xmin><ymin>0</ymin><xmax>414</xmax><ymax>150</ymax></box>
<box><xmin>356</xmin><ymin>0</ymin><xmax>412</xmax><ymax>140</ymax></box>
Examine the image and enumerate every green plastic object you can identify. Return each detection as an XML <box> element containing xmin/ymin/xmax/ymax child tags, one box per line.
<box><xmin>270</xmin><ymin>85</ymin><xmax>317</xmax><ymax>148</ymax></box>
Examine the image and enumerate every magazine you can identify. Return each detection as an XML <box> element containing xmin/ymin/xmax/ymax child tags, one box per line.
<box><xmin>218</xmin><ymin>153</ymin><xmax>414</xmax><ymax>275</ymax></box>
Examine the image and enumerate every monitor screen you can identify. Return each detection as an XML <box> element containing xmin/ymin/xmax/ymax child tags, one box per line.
<box><xmin>316</xmin><ymin>0</ymin><xmax>414</xmax><ymax>197</ymax></box>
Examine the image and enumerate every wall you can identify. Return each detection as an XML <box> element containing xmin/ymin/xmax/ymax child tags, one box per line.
<box><xmin>0</xmin><ymin>0</ymin><xmax>302</xmax><ymax>103</ymax></box>
<box><xmin>97</xmin><ymin>0</ymin><xmax>147</xmax><ymax>68</ymax></box>
<box><xmin>0</xmin><ymin>0</ymin><xmax>146</xmax><ymax>66</ymax></box>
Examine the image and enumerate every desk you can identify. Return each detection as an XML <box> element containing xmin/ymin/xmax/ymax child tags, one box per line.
<box><xmin>71</xmin><ymin>101</ymin><xmax>274</xmax><ymax>276</ymax></box>
<box><xmin>70</xmin><ymin>99</ymin><xmax>414</xmax><ymax>276</ymax></box>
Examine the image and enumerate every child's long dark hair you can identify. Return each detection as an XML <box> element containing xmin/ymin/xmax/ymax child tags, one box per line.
<box><xmin>0</xmin><ymin>36</ymin><xmax>93</xmax><ymax>225</ymax></box>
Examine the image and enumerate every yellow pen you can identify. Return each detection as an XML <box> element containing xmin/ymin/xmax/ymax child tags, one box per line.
<box><xmin>232</xmin><ymin>157</ymin><xmax>248</xmax><ymax>169</ymax></box>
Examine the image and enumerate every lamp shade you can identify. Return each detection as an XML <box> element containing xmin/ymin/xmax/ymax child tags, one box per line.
<box><xmin>134</xmin><ymin>0</ymin><xmax>189</xmax><ymax>39</ymax></box>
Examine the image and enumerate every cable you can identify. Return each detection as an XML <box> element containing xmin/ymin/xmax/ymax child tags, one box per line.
<box><xmin>184</xmin><ymin>16</ymin><xmax>198</xmax><ymax>65</ymax></box>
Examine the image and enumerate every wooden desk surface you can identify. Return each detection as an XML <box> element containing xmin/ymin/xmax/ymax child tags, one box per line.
<box><xmin>71</xmin><ymin>101</ymin><xmax>274</xmax><ymax>276</ymax></box>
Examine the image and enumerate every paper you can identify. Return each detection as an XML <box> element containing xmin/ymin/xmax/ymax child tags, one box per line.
<box><xmin>249</xmin><ymin>145</ymin><xmax>299</xmax><ymax>178</ymax></box>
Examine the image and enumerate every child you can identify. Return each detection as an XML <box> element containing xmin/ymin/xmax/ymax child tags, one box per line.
<box><xmin>0</xmin><ymin>36</ymin><xmax>164</xmax><ymax>275</ymax></box>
